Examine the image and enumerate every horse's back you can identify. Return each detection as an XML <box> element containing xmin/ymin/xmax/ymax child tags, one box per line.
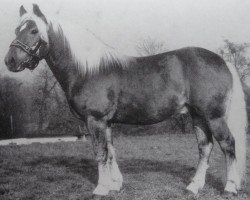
<box><xmin>113</xmin><ymin>47</ymin><xmax>232</xmax><ymax>123</ymax></box>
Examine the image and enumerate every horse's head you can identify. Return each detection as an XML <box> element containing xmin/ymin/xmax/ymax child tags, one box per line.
<box><xmin>5</xmin><ymin>4</ymin><xmax>49</xmax><ymax>72</ymax></box>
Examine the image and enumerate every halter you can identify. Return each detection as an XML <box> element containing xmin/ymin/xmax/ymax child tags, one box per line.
<box><xmin>10</xmin><ymin>38</ymin><xmax>47</xmax><ymax>60</ymax></box>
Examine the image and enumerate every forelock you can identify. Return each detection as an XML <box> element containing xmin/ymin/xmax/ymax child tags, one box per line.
<box><xmin>18</xmin><ymin>5</ymin><xmax>49</xmax><ymax>43</ymax></box>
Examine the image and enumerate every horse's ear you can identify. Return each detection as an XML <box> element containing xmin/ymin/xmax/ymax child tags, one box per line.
<box><xmin>33</xmin><ymin>4</ymin><xmax>48</xmax><ymax>24</ymax></box>
<box><xmin>19</xmin><ymin>5</ymin><xmax>27</xmax><ymax>17</ymax></box>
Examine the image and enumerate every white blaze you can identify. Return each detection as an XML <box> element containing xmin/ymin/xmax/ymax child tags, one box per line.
<box><xmin>19</xmin><ymin>22</ymin><xmax>27</xmax><ymax>32</ymax></box>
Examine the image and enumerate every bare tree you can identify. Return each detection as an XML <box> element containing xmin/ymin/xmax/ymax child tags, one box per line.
<box><xmin>31</xmin><ymin>63</ymin><xmax>82</xmax><ymax>136</ymax></box>
<box><xmin>0</xmin><ymin>76</ymin><xmax>26</xmax><ymax>138</ymax></box>
<box><xmin>49</xmin><ymin>82</ymin><xmax>82</xmax><ymax>134</ymax></box>
<box><xmin>218</xmin><ymin>39</ymin><xmax>250</xmax><ymax>81</ymax></box>
<box><xmin>136</xmin><ymin>37</ymin><xmax>167</xmax><ymax>56</ymax></box>
<box><xmin>32</xmin><ymin>65</ymin><xmax>58</xmax><ymax>131</ymax></box>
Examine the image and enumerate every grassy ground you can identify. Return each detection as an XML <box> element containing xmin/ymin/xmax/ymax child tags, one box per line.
<box><xmin>0</xmin><ymin>133</ymin><xmax>249</xmax><ymax>200</ymax></box>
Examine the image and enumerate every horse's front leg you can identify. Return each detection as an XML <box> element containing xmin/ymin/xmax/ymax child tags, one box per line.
<box><xmin>106</xmin><ymin>127</ymin><xmax>123</xmax><ymax>191</ymax></box>
<box><xmin>87</xmin><ymin>116</ymin><xmax>122</xmax><ymax>196</ymax></box>
<box><xmin>87</xmin><ymin>116</ymin><xmax>111</xmax><ymax>195</ymax></box>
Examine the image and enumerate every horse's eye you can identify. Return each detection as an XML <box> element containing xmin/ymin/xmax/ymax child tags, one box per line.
<box><xmin>31</xmin><ymin>29</ymin><xmax>38</xmax><ymax>34</ymax></box>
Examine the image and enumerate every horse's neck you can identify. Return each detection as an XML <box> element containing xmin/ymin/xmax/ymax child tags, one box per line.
<box><xmin>45</xmin><ymin>26</ymin><xmax>79</xmax><ymax>95</ymax></box>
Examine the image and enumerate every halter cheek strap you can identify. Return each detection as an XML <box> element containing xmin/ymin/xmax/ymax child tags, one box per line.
<box><xmin>10</xmin><ymin>38</ymin><xmax>47</xmax><ymax>60</ymax></box>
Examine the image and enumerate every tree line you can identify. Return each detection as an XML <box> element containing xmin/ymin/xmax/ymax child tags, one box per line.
<box><xmin>0</xmin><ymin>64</ymin><xmax>82</xmax><ymax>139</ymax></box>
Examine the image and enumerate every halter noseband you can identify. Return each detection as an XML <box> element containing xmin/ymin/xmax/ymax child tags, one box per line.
<box><xmin>10</xmin><ymin>38</ymin><xmax>47</xmax><ymax>60</ymax></box>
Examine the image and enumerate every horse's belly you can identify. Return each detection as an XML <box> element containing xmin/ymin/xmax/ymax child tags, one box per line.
<box><xmin>111</xmin><ymin>92</ymin><xmax>181</xmax><ymax>125</ymax></box>
<box><xmin>112</xmin><ymin>108</ymin><xmax>173</xmax><ymax>125</ymax></box>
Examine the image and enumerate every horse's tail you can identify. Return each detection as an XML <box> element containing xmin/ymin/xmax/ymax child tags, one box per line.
<box><xmin>226</xmin><ymin>63</ymin><xmax>247</xmax><ymax>188</ymax></box>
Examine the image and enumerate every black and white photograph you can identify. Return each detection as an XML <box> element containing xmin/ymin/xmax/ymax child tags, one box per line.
<box><xmin>0</xmin><ymin>0</ymin><xmax>250</xmax><ymax>199</ymax></box>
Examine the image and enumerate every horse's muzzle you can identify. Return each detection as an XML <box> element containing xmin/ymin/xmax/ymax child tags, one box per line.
<box><xmin>4</xmin><ymin>53</ymin><xmax>23</xmax><ymax>72</ymax></box>
<box><xmin>4</xmin><ymin>54</ymin><xmax>16</xmax><ymax>69</ymax></box>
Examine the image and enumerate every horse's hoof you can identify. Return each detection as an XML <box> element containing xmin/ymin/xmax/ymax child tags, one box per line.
<box><xmin>93</xmin><ymin>184</ymin><xmax>110</xmax><ymax>196</ymax></box>
<box><xmin>224</xmin><ymin>190</ymin><xmax>237</xmax><ymax>197</ymax></box>
<box><xmin>91</xmin><ymin>194</ymin><xmax>103</xmax><ymax>200</ymax></box>
<box><xmin>185</xmin><ymin>189</ymin><xmax>199</xmax><ymax>200</ymax></box>
<box><xmin>186</xmin><ymin>182</ymin><xmax>199</xmax><ymax>195</ymax></box>
<box><xmin>223</xmin><ymin>191</ymin><xmax>238</xmax><ymax>199</ymax></box>
<box><xmin>224</xmin><ymin>181</ymin><xmax>238</xmax><ymax>195</ymax></box>
<box><xmin>109</xmin><ymin>180</ymin><xmax>122</xmax><ymax>191</ymax></box>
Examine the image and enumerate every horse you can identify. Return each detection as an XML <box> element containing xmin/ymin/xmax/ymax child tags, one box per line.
<box><xmin>4</xmin><ymin>4</ymin><xmax>247</xmax><ymax>196</ymax></box>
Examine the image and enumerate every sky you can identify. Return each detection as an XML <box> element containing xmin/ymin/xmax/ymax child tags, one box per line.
<box><xmin>1</xmin><ymin>0</ymin><xmax>250</xmax><ymax>80</ymax></box>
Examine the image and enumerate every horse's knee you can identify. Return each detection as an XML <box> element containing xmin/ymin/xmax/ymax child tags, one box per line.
<box><xmin>218</xmin><ymin>136</ymin><xmax>235</xmax><ymax>159</ymax></box>
<box><xmin>199</xmin><ymin>142</ymin><xmax>213</xmax><ymax>159</ymax></box>
<box><xmin>194</xmin><ymin>124</ymin><xmax>213</xmax><ymax>156</ymax></box>
<box><xmin>96</xmin><ymin>152</ymin><xmax>107</xmax><ymax>163</ymax></box>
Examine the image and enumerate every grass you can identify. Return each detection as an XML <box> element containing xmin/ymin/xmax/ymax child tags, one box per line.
<box><xmin>0</xmin><ymin>132</ymin><xmax>249</xmax><ymax>200</ymax></box>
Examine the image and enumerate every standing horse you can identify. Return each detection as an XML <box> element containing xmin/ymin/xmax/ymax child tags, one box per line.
<box><xmin>5</xmin><ymin>4</ymin><xmax>247</xmax><ymax>196</ymax></box>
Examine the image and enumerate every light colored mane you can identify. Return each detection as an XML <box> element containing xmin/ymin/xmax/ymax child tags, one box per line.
<box><xmin>52</xmin><ymin>20</ymin><xmax>128</xmax><ymax>74</ymax></box>
<box><xmin>19</xmin><ymin>5</ymin><xmax>129</xmax><ymax>75</ymax></box>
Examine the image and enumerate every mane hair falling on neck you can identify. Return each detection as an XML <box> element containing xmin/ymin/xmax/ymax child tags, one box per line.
<box><xmin>50</xmin><ymin>20</ymin><xmax>129</xmax><ymax>76</ymax></box>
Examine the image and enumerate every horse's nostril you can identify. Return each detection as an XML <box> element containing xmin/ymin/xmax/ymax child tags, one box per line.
<box><xmin>6</xmin><ymin>57</ymin><xmax>16</xmax><ymax>68</ymax></box>
<box><xmin>5</xmin><ymin>56</ymin><xmax>16</xmax><ymax>68</ymax></box>
<box><xmin>10</xmin><ymin>57</ymin><xmax>16</xmax><ymax>66</ymax></box>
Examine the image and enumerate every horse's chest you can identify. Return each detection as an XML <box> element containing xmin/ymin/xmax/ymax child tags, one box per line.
<box><xmin>69</xmin><ymin>82</ymin><xmax>119</xmax><ymax>120</ymax></box>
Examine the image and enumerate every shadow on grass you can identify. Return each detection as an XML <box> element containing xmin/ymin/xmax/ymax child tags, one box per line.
<box><xmin>25</xmin><ymin>156</ymin><xmax>98</xmax><ymax>185</ymax></box>
<box><xmin>24</xmin><ymin>156</ymin><xmax>224</xmax><ymax>193</ymax></box>
<box><xmin>121</xmin><ymin>159</ymin><xmax>224</xmax><ymax>192</ymax></box>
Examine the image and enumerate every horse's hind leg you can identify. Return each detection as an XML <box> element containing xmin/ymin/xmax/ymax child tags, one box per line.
<box><xmin>208</xmin><ymin>117</ymin><xmax>239</xmax><ymax>194</ymax></box>
<box><xmin>187</xmin><ymin>116</ymin><xmax>213</xmax><ymax>194</ymax></box>
<box><xmin>87</xmin><ymin>116</ymin><xmax>122</xmax><ymax>196</ymax></box>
